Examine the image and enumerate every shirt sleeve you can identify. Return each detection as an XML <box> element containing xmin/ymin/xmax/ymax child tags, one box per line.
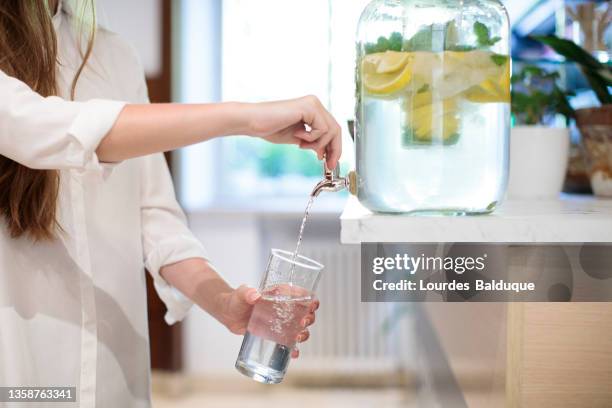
<box><xmin>0</xmin><ymin>69</ymin><xmax>125</xmax><ymax>171</ymax></box>
<box><xmin>139</xmin><ymin>153</ymin><xmax>210</xmax><ymax>325</ymax></box>
<box><xmin>127</xmin><ymin>45</ymin><xmax>209</xmax><ymax>325</ymax></box>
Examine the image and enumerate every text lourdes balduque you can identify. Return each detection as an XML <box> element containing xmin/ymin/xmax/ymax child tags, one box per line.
<box><xmin>373</xmin><ymin>279</ymin><xmax>536</xmax><ymax>293</ymax></box>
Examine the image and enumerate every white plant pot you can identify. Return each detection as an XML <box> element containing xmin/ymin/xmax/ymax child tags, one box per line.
<box><xmin>507</xmin><ymin>126</ymin><xmax>570</xmax><ymax>200</ymax></box>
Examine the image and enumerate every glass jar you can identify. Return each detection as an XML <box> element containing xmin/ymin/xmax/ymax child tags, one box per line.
<box><xmin>355</xmin><ymin>0</ymin><xmax>511</xmax><ymax>214</ymax></box>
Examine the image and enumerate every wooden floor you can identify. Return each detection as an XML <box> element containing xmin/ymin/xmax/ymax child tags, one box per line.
<box><xmin>150</xmin><ymin>372</ymin><xmax>506</xmax><ymax>408</ymax></box>
<box><xmin>151</xmin><ymin>371</ymin><xmax>412</xmax><ymax>407</ymax></box>
<box><xmin>153</xmin><ymin>387</ymin><xmax>412</xmax><ymax>408</ymax></box>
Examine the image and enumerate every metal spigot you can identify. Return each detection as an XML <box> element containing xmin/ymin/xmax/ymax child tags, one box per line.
<box><xmin>311</xmin><ymin>162</ymin><xmax>357</xmax><ymax>197</ymax></box>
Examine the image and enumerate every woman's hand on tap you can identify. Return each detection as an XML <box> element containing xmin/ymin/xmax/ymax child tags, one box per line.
<box><xmin>97</xmin><ymin>96</ymin><xmax>341</xmax><ymax>169</ymax></box>
<box><xmin>244</xmin><ymin>95</ymin><xmax>343</xmax><ymax>170</ymax></box>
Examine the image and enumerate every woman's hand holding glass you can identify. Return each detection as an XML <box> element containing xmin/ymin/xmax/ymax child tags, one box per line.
<box><xmin>221</xmin><ymin>285</ymin><xmax>319</xmax><ymax>359</ymax></box>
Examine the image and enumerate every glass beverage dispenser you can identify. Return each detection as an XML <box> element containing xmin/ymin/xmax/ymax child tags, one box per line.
<box><xmin>353</xmin><ymin>0</ymin><xmax>511</xmax><ymax>214</ymax></box>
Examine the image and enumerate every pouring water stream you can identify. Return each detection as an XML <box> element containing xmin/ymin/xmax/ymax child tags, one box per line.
<box><xmin>290</xmin><ymin>196</ymin><xmax>315</xmax><ymax>281</ymax></box>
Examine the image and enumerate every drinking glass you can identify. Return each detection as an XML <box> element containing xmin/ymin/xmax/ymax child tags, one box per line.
<box><xmin>235</xmin><ymin>249</ymin><xmax>324</xmax><ymax>384</ymax></box>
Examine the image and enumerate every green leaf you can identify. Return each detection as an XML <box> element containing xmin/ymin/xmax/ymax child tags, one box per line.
<box><xmin>491</xmin><ymin>54</ymin><xmax>509</xmax><ymax>66</ymax></box>
<box><xmin>404</xmin><ymin>21</ymin><xmax>468</xmax><ymax>52</ymax></box>
<box><xmin>417</xmin><ymin>84</ymin><xmax>430</xmax><ymax>93</ymax></box>
<box><xmin>598</xmin><ymin>68</ymin><xmax>612</xmax><ymax>84</ymax></box>
<box><xmin>364</xmin><ymin>43</ymin><xmax>377</xmax><ymax>54</ymax></box>
<box><xmin>532</xmin><ymin>35</ymin><xmax>604</xmax><ymax>71</ymax></box>
<box><xmin>447</xmin><ymin>44</ymin><xmax>477</xmax><ymax>52</ymax></box>
<box><xmin>552</xmin><ymin>86</ymin><xmax>576</xmax><ymax>123</ymax></box>
<box><xmin>474</xmin><ymin>21</ymin><xmax>489</xmax><ymax>43</ymax></box>
<box><xmin>584</xmin><ymin>70</ymin><xmax>612</xmax><ymax>105</ymax></box>
<box><xmin>474</xmin><ymin>21</ymin><xmax>501</xmax><ymax>47</ymax></box>
<box><xmin>511</xmin><ymin>64</ymin><xmax>575</xmax><ymax>125</ymax></box>
<box><xmin>365</xmin><ymin>21</ymin><xmax>504</xmax><ymax>54</ymax></box>
<box><xmin>532</xmin><ymin>35</ymin><xmax>612</xmax><ymax>105</ymax></box>
<box><xmin>377</xmin><ymin>36</ymin><xmax>390</xmax><ymax>51</ymax></box>
<box><xmin>364</xmin><ymin>32</ymin><xmax>405</xmax><ymax>54</ymax></box>
<box><xmin>389</xmin><ymin>32</ymin><xmax>403</xmax><ymax>51</ymax></box>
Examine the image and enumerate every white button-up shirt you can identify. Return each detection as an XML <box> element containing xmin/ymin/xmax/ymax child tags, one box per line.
<box><xmin>0</xmin><ymin>2</ymin><xmax>207</xmax><ymax>407</ymax></box>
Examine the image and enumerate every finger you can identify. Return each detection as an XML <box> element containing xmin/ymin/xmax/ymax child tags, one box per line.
<box><xmin>296</xmin><ymin>330</ymin><xmax>310</xmax><ymax>343</ymax></box>
<box><xmin>310</xmin><ymin>299</ymin><xmax>320</xmax><ymax>313</ymax></box>
<box><xmin>291</xmin><ymin>348</ymin><xmax>300</xmax><ymax>359</ymax></box>
<box><xmin>326</xmin><ymin>130</ymin><xmax>342</xmax><ymax>170</ymax></box>
<box><xmin>300</xmin><ymin>130</ymin><xmax>334</xmax><ymax>159</ymax></box>
<box><xmin>294</xmin><ymin>125</ymin><xmax>318</xmax><ymax>143</ymax></box>
<box><xmin>281</xmin><ymin>123</ymin><xmax>308</xmax><ymax>145</ymax></box>
<box><xmin>319</xmin><ymin>108</ymin><xmax>342</xmax><ymax>169</ymax></box>
<box><xmin>300</xmin><ymin>138</ymin><xmax>331</xmax><ymax>161</ymax></box>
<box><xmin>300</xmin><ymin>96</ymin><xmax>329</xmax><ymax>143</ymax></box>
<box><xmin>299</xmin><ymin>96</ymin><xmax>340</xmax><ymax>161</ymax></box>
<box><xmin>237</xmin><ymin>285</ymin><xmax>261</xmax><ymax>305</ymax></box>
<box><xmin>246</xmin><ymin>289</ymin><xmax>261</xmax><ymax>305</ymax></box>
<box><xmin>300</xmin><ymin>125</ymin><xmax>334</xmax><ymax>159</ymax></box>
<box><xmin>302</xmin><ymin>313</ymin><xmax>316</xmax><ymax>328</ymax></box>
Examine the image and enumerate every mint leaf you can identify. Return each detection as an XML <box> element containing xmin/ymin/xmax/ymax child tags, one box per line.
<box><xmin>404</xmin><ymin>21</ymin><xmax>462</xmax><ymax>52</ymax></box>
<box><xmin>417</xmin><ymin>84</ymin><xmax>430</xmax><ymax>93</ymax></box>
<box><xmin>364</xmin><ymin>36</ymin><xmax>390</xmax><ymax>54</ymax></box>
<box><xmin>491</xmin><ymin>54</ymin><xmax>509</xmax><ymax>66</ymax></box>
<box><xmin>474</xmin><ymin>21</ymin><xmax>501</xmax><ymax>48</ymax></box>
<box><xmin>474</xmin><ymin>21</ymin><xmax>490</xmax><ymax>45</ymax></box>
<box><xmin>364</xmin><ymin>32</ymin><xmax>404</xmax><ymax>54</ymax></box>
<box><xmin>364</xmin><ymin>22</ymin><xmax>502</xmax><ymax>54</ymax></box>
<box><xmin>388</xmin><ymin>32</ymin><xmax>403</xmax><ymax>51</ymax></box>
<box><xmin>447</xmin><ymin>45</ymin><xmax>477</xmax><ymax>52</ymax></box>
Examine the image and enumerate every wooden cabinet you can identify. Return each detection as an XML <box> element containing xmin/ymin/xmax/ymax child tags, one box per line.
<box><xmin>507</xmin><ymin>303</ymin><xmax>612</xmax><ymax>407</ymax></box>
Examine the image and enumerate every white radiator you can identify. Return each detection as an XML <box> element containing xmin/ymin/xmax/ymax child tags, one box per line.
<box><xmin>293</xmin><ymin>243</ymin><xmax>413</xmax><ymax>375</ymax></box>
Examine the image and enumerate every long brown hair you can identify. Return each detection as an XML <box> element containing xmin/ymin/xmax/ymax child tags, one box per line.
<box><xmin>0</xmin><ymin>0</ymin><xmax>96</xmax><ymax>241</ymax></box>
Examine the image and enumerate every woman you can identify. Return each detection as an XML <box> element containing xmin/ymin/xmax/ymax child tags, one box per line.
<box><xmin>0</xmin><ymin>0</ymin><xmax>340</xmax><ymax>406</ymax></box>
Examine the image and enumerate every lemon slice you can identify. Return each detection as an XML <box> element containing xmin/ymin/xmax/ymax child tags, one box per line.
<box><xmin>364</xmin><ymin>62</ymin><xmax>413</xmax><ymax>95</ymax></box>
<box><xmin>412</xmin><ymin>90</ymin><xmax>433</xmax><ymax>109</ymax></box>
<box><xmin>410</xmin><ymin>98</ymin><xmax>460</xmax><ymax>141</ymax></box>
<box><xmin>362</xmin><ymin>53</ymin><xmax>384</xmax><ymax>75</ymax></box>
<box><xmin>376</xmin><ymin>51</ymin><xmax>411</xmax><ymax>74</ymax></box>
<box><xmin>465</xmin><ymin>64</ymin><xmax>510</xmax><ymax>103</ymax></box>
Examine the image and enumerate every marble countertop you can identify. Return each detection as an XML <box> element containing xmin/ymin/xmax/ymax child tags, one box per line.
<box><xmin>340</xmin><ymin>194</ymin><xmax>612</xmax><ymax>243</ymax></box>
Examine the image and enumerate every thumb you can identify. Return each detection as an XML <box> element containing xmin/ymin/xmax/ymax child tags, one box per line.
<box><xmin>237</xmin><ymin>285</ymin><xmax>261</xmax><ymax>305</ymax></box>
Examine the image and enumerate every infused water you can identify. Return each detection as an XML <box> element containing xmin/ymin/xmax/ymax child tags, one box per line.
<box><xmin>236</xmin><ymin>284</ymin><xmax>313</xmax><ymax>384</ymax></box>
<box><xmin>357</xmin><ymin>49</ymin><xmax>510</xmax><ymax>214</ymax></box>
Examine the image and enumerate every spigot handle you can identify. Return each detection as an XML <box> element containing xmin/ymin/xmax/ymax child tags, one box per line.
<box><xmin>315</xmin><ymin>159</ymin><xmax>357</xmax><ymax>197</ymax></box>
<box><xmin>324</xmin><ymin>161</ymin><xmax>340</xmax><ymax>182</ymax></box>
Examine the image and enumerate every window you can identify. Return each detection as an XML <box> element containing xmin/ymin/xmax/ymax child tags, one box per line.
<box><xmin>178</xmin><ymin>0</ymin><xmax>369</xmax><ymax>208</ymax></box>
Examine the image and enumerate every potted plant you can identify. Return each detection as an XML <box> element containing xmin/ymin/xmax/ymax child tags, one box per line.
<box><xmin>508</xmin><ymin>66</ymin><xmax>575</xmax><ymax>199</ymax></box>
<box><xmin>533</xmin><ymin>35</ymin><xmax>612</xmax><ymax>197</ymax></box>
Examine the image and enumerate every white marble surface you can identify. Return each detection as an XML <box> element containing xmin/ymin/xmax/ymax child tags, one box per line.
<box><xmin>341</xmin><ymin>194</ymin><xmax>612</xmax><ymax>243</ymax></box>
